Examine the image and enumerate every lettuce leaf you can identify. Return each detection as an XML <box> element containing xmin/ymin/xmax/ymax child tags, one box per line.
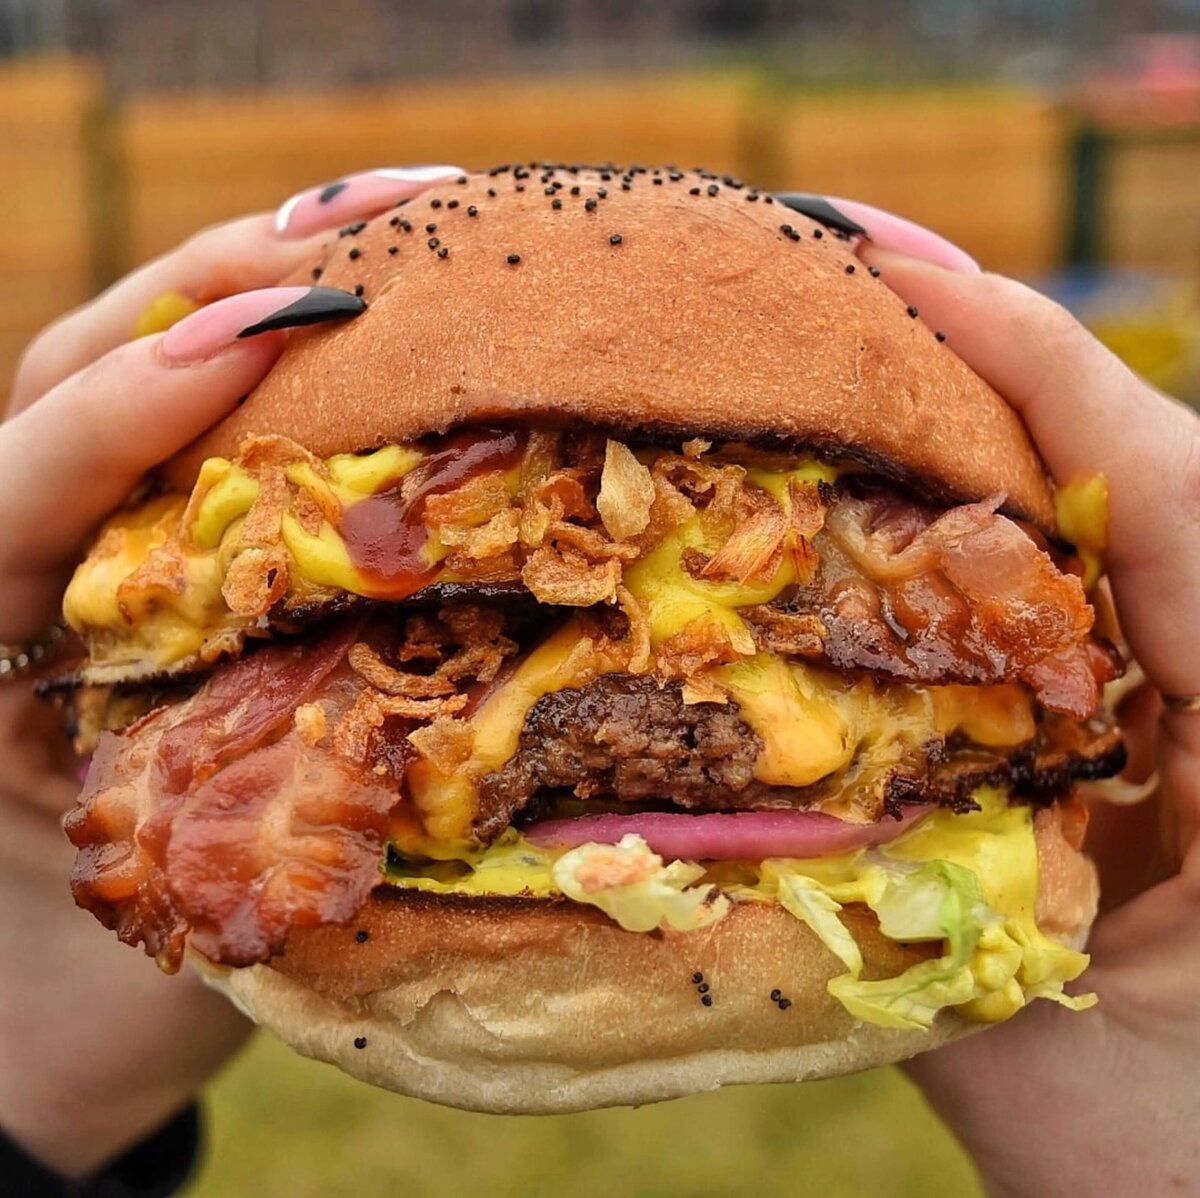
<box><xmin>773</xmin><ymin>870</ymin><xmax>864</xmax><ymax>974</ymax></box>
<box><xmin>553</xmin><ymin>834</ymin><xmax>730</xmax><ymax>933</ymax></box>
<box><xmin>765</xmin><ymin>843</ymin><xmax>1095</xmax><ymax>1031</ymax></box>
<box><xmin>829</xmin><ymin>861</ymin><xmax>991</xmax><ymax>1030</ymax></box>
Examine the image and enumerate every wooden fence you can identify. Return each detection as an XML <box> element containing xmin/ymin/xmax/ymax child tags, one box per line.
<box><xmin>0</xmin><ymin>58</ymin><xmax>1193</xmax><ymax>394</ymax></box>
<box><xmin>0</xmin><ymin>57</ymin><xmax>103</xmax><ymax>385</ymax></box>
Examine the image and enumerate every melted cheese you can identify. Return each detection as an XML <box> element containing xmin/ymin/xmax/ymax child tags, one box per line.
<box><xmin>1055</xmin><ymin>473</ymin><xmax>1108</xmax><ymax>589</ymax></box>
<box><xmin>398</xmin><ymin>630</ymin><xmax>1036</xmax><ymax>848</ymax></box>
<box><xmin>404</xmin><ymin>620</ymin><xmax>624</xmax><ymax>845</ymax></box>
<box><xmin>192</xmin><ymin>462</ymin><xmax>259</xmax><ymax>549</ymax></box>
<box><xmin>64</xmin><ymin>444</ymin><xmax>428</xmax><ymax>675</ymax></box>
<box><xmin>715</xmin><ymin>654</ymin><xmax>855</xmax><ymax>787</ymax></box>
<box><xmin>63</xmin><ymin>495</ymin><xmax>237</xmax><ymax>676</ymax></box>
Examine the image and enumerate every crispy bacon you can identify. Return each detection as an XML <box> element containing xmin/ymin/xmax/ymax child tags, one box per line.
<box><xmin>156</xmin><ymin>620</ymin><xmax>361</xmax><ymax>792</ymax></box>
<box><xmin>64</xmin><ymin>607</ymin><xmax>529</xmax><ymax>970</ymax></box>
<box><xmin>149</xmin><ymin>735</ymin><xmax>396</xmax><ymax>966</ymax></box>
<box><xmin>65</xmin><ymin>621</ymin><xmax>398</xmax><ymax>971</ymax></box>
<box><xmin>753</xmin><ymin>489</ymin><xmax>1119</xmax><ymax>718</ymax></box>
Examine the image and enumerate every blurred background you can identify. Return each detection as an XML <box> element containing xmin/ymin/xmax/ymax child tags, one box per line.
<box><xmin>3</xmin><ymin>0</ymin><xmax>1200</xmax><ymax>406</ymax></box>
<box><xmin>2</xmin><ymin>2</ymin><xmax>1197</xmax><ymax>1194</ymax></box>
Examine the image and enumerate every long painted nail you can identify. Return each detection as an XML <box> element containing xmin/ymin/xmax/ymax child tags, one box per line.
<box><xmin>160</xmin><ymin>287</ymin><xmax>366</xmax><ymax>364</ymax></box>
<box><xmin>775</xmin><ymin>193</ymin><xmax>868</xmax><ymax>238</ymax></box>
<box><xmin>274</xmin><ymin>166</ymin><xmax>466</xmax><ymax>238</ymax></box>
<box><xmin>778</xmin><ymin>192</ymin><xmax>981</xmax><ymax>273</ymax></box>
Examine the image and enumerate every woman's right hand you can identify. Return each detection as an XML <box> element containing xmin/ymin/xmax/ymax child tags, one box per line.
<box><xmin>0</xmin><ymin>165</ymin><xmax>463</xmax><ymax>1180</ymax></box>
<box><xmin>809</xmin><ymin>192</ymin><xmax>1200</xmax><ymax>1197</ymax></box>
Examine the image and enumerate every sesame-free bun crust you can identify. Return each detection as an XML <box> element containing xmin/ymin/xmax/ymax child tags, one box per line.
<box><xmin>199</xmin><ymin>813</ymin><xmax>1095</xmax><ymax>1113</ymax></box>
<box><xmin>167</xmin><ymin>167</ymin><xmax>1055</xmax><ymax>530</ymax></box>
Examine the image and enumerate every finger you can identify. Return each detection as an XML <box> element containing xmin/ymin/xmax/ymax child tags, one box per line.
<box><xmin>856</xmin><ymin>247</ymin><xmax>1200</xmax><ymax>702</ymax></box>
<box><xmin>1079</xmin><ymin>684</ymin><xmax>1172</xmax><ymax>911</ymax></box>
<box><xmin>1163</xmin><ymin>714</ymin><xmax>1200</xmax><ymax>875</ymax></box>
<box><xmin>273</xmin><ymin>165</ymin><xmax>465</xmax><ymax>238</ymax></box>
<box><xmin>8</xmin><ymin>215</ymin><xmax>321</xmax><ymax>413</ymax></box>
<box><xmin>776</xmin><ymin>193</ymin><xmax>981</xmax><ymax>273</ymax></box>
<box><xmin>0</xmin><ymin>286</ymin><xmax>365</xmax><ymax>639</ymax></box>
<box><xmin>9</xmin><ymin>166</ymin><xmax>462</xmax><ymax>414</ymax></box>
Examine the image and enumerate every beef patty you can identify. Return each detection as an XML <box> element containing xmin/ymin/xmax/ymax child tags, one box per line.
<box><xmin>474</xmin><ymin>675</ymin><xmax>1125</xmax><ymax>840</ymax></box>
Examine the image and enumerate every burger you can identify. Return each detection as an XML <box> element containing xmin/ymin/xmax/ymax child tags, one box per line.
<box><xmin>59</xmin><ymin>165</ymin><xmax>1124</xmax><ymax>1112</ymax></box>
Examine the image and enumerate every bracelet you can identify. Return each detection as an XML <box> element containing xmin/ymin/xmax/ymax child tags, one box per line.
<box><xmin>0</xmin><ymin>624</ymin><xmax>67</xmax><ymax>682</ymax></box>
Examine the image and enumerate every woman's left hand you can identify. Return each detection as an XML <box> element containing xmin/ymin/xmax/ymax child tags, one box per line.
<box><xmin>0</xmin><ymin>165</ymin><xmax>462</xmax><ymax>1180</ymax></box>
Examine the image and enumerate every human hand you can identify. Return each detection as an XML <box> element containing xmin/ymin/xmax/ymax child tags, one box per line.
<box><xmin>799</xmin><ymin>194</ymin><xmax>1199</xmax><ymax>1196</ymax></box>
<box><xmin>0</xmin><ymin>165</ymin><xmax>463</xmax><ymax>1179</ymax></box>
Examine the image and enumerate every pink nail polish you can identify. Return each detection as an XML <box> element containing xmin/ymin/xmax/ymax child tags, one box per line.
<box><xmin>274</xmin><ymin>166</ymin><xmax>466</xmax><ymax>238</ymax></box>
<box><xmin>827</xmin><ymin>197</ymin><xmax>982</xmax><ymax>273</ymax></box>
<box><xmin>159</xmin><ymin>287</ymin><xmax>366</xmax><ymax>364</ymax></box>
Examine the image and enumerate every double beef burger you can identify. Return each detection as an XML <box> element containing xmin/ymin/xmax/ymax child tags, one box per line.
<box><xmin>61</xmin><ymin>166</ymin><xmax>1123</xmax><ymax>1111</ymax></box>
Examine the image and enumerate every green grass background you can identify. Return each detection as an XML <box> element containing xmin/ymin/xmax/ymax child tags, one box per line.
<box><xmin>187</xmin><ymin>1034</ymin><xmax>981</xmax><ymax>1197</ymax></box>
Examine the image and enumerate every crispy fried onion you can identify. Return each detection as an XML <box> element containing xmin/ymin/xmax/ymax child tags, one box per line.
<box><xmin>658</xmin><ymin>614</ymin><xmax>755</xmax><ymax>680</ymax></box>
<box><xmin>336</xmin><ymin>606</ymin><xmax>518</xmax><ymax>763</ymax></box>
<box><xmin>684</xmin><ymin>479</ymin><xmax>826</xmax><ymax>589</ymax></box>
<box><xmin>99</xmin><ymin>433</ymin><xmax>808</xmax><ymax>658</ymax></box>
<box><xmin>699</xmin><ymin>488</ymin><xmax>789</xmax><ymax>584</ymax></box>
<box><xmin>788</xmin><ymin>479</ymin><xmax>825</xmax><ymax>584</ymax></box>
<box><xmin>615</xmin><ymin>585</ymin><xmax>651</xmax><ymax>675</ymax></box>
<box><xmin>222</xmin><ymin>545</ymin><xmax>289</xmax><ymax>618</ymax></box>
<box><xmin>597</xmin><ymin>440</ymin><xmax>656</xmax><ymax>541</ymax></box>
<box><xmin>654</xmin><ymin>612</ymin><xmax>756</xmax><ymax>705</ymax></box>
<box><xmin>522</xmin><ymin>546</ymin><xmax>623</xmax><ymax>606</ymax></box>
<box><xmin>407</xmin><ymin>716</ymin><xmax>477</xmax><ymax>775</ymax></box>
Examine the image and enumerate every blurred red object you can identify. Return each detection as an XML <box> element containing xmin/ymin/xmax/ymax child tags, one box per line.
<box><xmin>1079</xmin><ymin>34</ymin><xmax>1200</xmax><ymax>125</ymax></box>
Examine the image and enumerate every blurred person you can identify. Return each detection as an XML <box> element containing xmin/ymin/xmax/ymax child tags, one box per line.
<box><xmin>0</xmin><ymin>170</ymin><xmax>1196</xmax><ymax>1197</ymax></box>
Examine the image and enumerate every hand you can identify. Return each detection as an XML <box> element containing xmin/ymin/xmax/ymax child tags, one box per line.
<box><xmin>0</xmin><ymin>165</ymin><xmax>463</xmax><ymax>1179</ymax></box>
<box><xmin>820</xmin><ymin>195</ymin><xmax>1199</xmax><ymax>1196</ymax></box>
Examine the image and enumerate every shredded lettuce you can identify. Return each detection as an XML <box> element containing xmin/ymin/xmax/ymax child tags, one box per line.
<box><xmin>761</xmin><ymin>803</ymin><xmax>1096</xmax><ymax>1030</ymax></box>
<box><xmin>553</xmin><ymin>834</ymin><xmax>730</xmax><ymax>933</ymax></box>
<box><xmin>828</xmin><ymin>861</ymin><xmax>992</xmax><ymax>1030</ymax></box>
<box><xmin>773</xmin><ymin>871</ymin><xmax>864</xmax><ymax>974</ymax></box>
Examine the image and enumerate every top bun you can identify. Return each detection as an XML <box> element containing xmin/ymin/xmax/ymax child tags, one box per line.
<box><xmin>167</xmin><ymin>166</ymin><xmax>1054</xmax><ymax>530</ymax></box>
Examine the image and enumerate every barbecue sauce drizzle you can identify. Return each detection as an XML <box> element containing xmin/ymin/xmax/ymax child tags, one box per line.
<box><xmin>339</xmin><ymin>427</ymin><xmax>526</xmax><ymax>599</ymax></box>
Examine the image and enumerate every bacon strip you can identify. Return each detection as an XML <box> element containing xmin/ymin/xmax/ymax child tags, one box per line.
<box><xmin>751</xmin><ymin>489</ymin><xmax>1119</xmax><ymax>718</ymax></box>
<box><xmin>156</xmin><ymin>620</ymin><xmax>361</xmax><ymax>792</ymax></box>
<box><xmin>65</xmin><ymin>622</ymin><xmax>397</xmax><ymax>971</ymax></box>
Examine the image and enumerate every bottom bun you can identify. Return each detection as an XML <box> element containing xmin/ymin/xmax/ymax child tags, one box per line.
<box><xmin>199</xmin><ymin>813</ymin><xmax>1096</xmax><ymax>1113</ymax></box>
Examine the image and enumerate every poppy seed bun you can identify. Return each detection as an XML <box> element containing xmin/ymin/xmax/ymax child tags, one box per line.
<box><xmin>199</xmin><ymin>817</ymin><xmax>1096</xmax><ymax>1113</ymax></box>
<box><xmin>165</xmin><ymin>166</ymin><xmax>1056</xmax><ymax>531</ymax></box>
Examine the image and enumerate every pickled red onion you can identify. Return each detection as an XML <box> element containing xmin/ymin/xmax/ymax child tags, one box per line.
<box><xmin>523</xmin><ymin>807</ymin><xmax>931</xmax><ymax>862</ymax></box>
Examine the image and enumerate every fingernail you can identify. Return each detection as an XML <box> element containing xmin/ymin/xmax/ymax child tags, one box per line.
<box><xmin>775</xmin><ymin>193</ymin><xmax>868</xmax><ymax>238</ymax></box>
<box><xmin>159</xmin><ymin>287</ymin><xmax>366</xmax><ymax>364</ymax></box>
<box><xmin>274</xmin><ymin>165</ymin><xmax>466</xmax><ymax>237</ymax></box>
<box><xmin>776</xmin><ymin>192</ymin><xmax>981</xmax><ymax>273</ymax></box>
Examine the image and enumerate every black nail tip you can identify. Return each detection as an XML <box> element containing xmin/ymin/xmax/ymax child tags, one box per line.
<box><xmin>318</xmin><ymin>180</ymin><xmax>349</xmax><ymax>205</ymax></box>
<box><xmin>237</xmin><ymin>288</ymin><xmax>368</xmax><ymax>339</ymax></box>
<box><xmin>774</xmin><ymin>193</ymin><xmax>868</xmax><ymax>238</ymax></box>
